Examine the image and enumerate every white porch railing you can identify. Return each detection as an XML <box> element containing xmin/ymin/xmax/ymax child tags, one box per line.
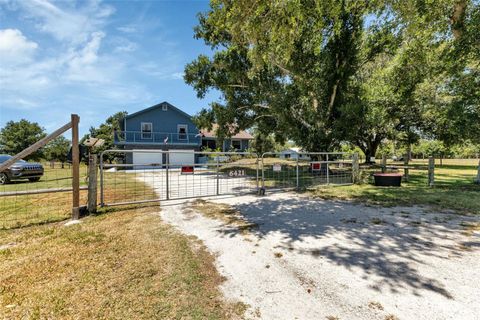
<box><xmin>114</xmin><ymin>130</ymin><xmax>201</xmax><ymax>145</ymax></box>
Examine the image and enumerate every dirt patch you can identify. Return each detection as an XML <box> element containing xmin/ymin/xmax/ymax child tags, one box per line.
<box><xmin>460</xmin><ymin>221</ymin><xmax>480</xmax><ymax>236</ymax></box>
<box><xmin>190</xmin><ymin>199</ymin><xmax>259</xmax><ymax>235</ymax></box>
<box><xmin>368</xmin><ymin>301</ymin><xmax>384</xmax><ymax>310</ymax></box>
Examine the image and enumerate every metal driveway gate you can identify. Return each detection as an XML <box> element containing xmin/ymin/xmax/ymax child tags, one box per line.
<box><xmin>261</xmin><ymin>152</ymin><xmax>357</xmax><ymax>192</ymax></box>
<box><xmin>100</xmin><ymin>150</ymin><xmax>259</xmax><ymax>206</ymax></box>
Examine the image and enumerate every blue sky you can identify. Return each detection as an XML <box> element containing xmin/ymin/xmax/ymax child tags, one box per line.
<box><xmin>0</xmin><ymin>0</ymin><xmax>219</xmax><ymax>136</ymax></box>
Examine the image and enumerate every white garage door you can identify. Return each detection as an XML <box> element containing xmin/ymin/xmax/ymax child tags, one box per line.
<box><xmin>132</xmin><ymin>151</ymin><xmax>163</xmax><ymax>169</ymax></box>
<box><xmin>168</xmin><ymin>150</ymin><xmax>195</xmax><ymax>166</ymax></box>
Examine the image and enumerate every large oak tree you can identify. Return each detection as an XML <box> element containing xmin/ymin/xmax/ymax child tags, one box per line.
<box><xmin>185</xmin><ymin>0</ymin><xmax>479</xmax><ymax>165</ymax></box>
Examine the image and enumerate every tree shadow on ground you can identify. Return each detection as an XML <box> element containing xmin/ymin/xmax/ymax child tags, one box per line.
<box><xmin>213</xmin><ymin>194</ymin><xmax>480</xmax><ymax>299</ymax></box>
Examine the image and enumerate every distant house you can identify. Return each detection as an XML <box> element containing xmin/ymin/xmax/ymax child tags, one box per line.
<box><xmin>200</xmin><ymin>123</ymin><xmax>253</xmax><ymax>152</ymax></box>
<box><xmin>114</xmin><ymin>101</ymin><xmax>253</xmax><ymax>165</ymax></box>
<box><xmin>278</xmin><ymin>147</ymin><xmax>310</xmax><ymax>160</ymax></box>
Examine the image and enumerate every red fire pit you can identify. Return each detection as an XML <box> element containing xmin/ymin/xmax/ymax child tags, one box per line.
<box><xmin>373</xmin><ymin>173</ymin><xmax>403</xmax><ymax>187</ymax></box>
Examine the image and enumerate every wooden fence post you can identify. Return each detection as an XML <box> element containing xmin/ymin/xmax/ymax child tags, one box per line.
<box><xmin>403</xmin><ymin>153</ymin><xmax>409</xmax><ymax>182</ymax></box>
<box><xmin>71</xmin><ymin>114</ymin><xmax>80</xmax><ymax>220</ymax></box>
<box><xmin>381</xmin><ymin>154</ymin><xmax>387</xmax><ymax>173</ymax></box>
<box><xmin>475</xmin><ymin>158</ymin><xmax>480</xmax><ymax>185</ymax></box>
<box><xmin>352</xmin><ymin>152</ymin><xmax>360</xmax><ymax>184</ymax></box>
<box><xmin>296</xmin><ymin>156</ymin><xmax>299</xmax><ymax>189</ymax></box>
<box><xmin>428</xmin><ymin>156</ymin><xmax>435</xmax><ymax>187</ymax></box>
<box><xmin>87</xmin><ymin>154</ymin><xmax>98</xmax><ymax>213</ymax></box>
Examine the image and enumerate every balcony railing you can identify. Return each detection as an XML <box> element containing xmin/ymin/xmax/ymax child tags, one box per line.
<box><xmin>114</xmin><ymin>130</ymin><xmax>202</xmax><ymax>145</ymax></box>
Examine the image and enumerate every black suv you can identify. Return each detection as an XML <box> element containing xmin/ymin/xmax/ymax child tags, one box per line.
<box><xmin>0</xmin><ymin>154</ymin><xmax>44</xmax><ymax>185</ymax></box>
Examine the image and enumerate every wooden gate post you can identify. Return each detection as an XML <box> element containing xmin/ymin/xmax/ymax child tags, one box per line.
<box><xmin>71</xmin><ymin>114</ymin><xmax>80</xmax><ymax>220</ymax></box>
<box><xmin>352</xmin><ymin>152</ymin><xmax>360</xmax><ymax>184</ymax></box>
<box><xmin>403</xmin><ymin>153</ymin><xmax>409</xmax><ymax>182</ymax></box>
<box><xmin>475</xmin><ymin>158</ymin><xmax>480</xmax><ymax>185</ymax></box>
<box><xmin>326</xmin><ymin>154</ymin><xmax>330</xmax><ymax>185</ymax></box>
<box><xmin>296</xmin><ymin>156</ymin><xmax>299</xmax><ymax>189</ymax></box>
<box><xmin>87</xmin><ymin>154</ymin><xmax>98</xmax><ymax>213</ymax></box>
<box><xmin>428</xmin><ymin>156</ymin><xmax>435</xmax><ymax>187</ymax></box>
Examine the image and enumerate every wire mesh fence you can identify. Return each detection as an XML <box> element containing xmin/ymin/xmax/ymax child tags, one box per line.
<box><xmin>261</xmin><ymin>152</ymin><xmax>354</xmax><ymax>190</ymax></box>
<box><xmin>0</xmin><ymin>161</ymin><xmax>88</xmax><ymax>229</ymax></box>
<box><xmin>100</xmin><ymin>150</ymin><xmax>259</xmax><ymax>206</ymax></box>
<box><xmin>380</xmin><ymin>158</ymin><xmax>480</xmax><ymax>187</ymax></box>
<box><xmin>1</xmin><ymin>142</ymin><xmax>476</xmax><ymax>229</ymax></box>
<box><xmin>99</xmin><ymin>150</ymin><xmax>357</xmax><ymax>207</ymax></box>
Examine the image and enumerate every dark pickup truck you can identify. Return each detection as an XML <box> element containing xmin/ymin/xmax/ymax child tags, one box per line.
<box><xmin>0</xmin><ymin>154</ymin><xmax>44</xmax><ymax>185</ymax></box>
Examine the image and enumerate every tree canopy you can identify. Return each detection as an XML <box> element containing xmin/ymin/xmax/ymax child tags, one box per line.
<box><xmin>44</xmin><ymin>136</ymin><xmax>71</xmax><ymax>164</ymax></box>
<box><xmin>0</xmin><ymin>119</ymin><xmax>46</xmax><ymax>160</ymax></box>
<box><xmin>185</xmin><ymin>0</ymin><xmax>479</xmax><ymax>158</ymax></box>
<box><xmin>83</xmin><ymin>111</ymin><xmax>127</xmax><ymax>162</ymax></box>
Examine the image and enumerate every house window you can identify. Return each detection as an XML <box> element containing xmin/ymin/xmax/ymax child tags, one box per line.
<box><xmin>141</xmin><ymin>122</ymin><xmax>152</xmax><ymax>139</ymax></box>
<box><xmin>177</xmin><ymin>124</ymin><xmax>188</xmax><ymax>140</ymax></box>
<box><xmin>162</xmin><ymin>104</ymin><xmax>168</xmax><ymax>111</ymax></box>
<box><xmin>231</xmin><ymin>140</ymin><xmax>241</xmax><ymax>150</ymax></box>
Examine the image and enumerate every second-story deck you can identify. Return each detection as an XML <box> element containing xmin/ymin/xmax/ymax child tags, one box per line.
<box><xmin>114</xmin><ymin>130</ymin><xmax>202</xmax><ymax>145</ymax></box>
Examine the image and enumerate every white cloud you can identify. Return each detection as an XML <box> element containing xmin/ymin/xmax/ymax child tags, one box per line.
<box><xmin>112</xmin><ymin>37</ymin><xmax>138</xmax><ymax>53</ymax></box>
<box><xmin>0</xmin><ymin>56</ymin><xmax>57</xmax><ymax>95</ymax></box>
<box><xmin>0</xmin><ymin>1</ymin><xmax>118</xmax><ymax>92</ymax></box>
<box><xmin>15</xmin><ymin>0</ymin><xmax>114</xmax><ymax>44</ymax></box>
<box><xmin>137</xmin><ymin>62</ymin><xmax>185</xmax><ymax>80</ymax></box>
<box><xmin>64</xmin><ymin>31</ymin><xmax>111</xmax><ymax>83</ymax></box>
<box><xmin>171</xmin><ymin>72</ymin><xmax>184</xmax><ymax>80</ymax></box>
<box><xmin>2</xmin><ymin>97</ymin><xmax>40</xmax><ymax>110</ymax></box>
<box><xmin>0</xmin><ymin>0</ymin><xmax>178</xmax><ymax>119</ymax></box>
<box><xmin>0</xmin><ymin>28</ymin><xmax>38</xmax><ymax>64</ymax></box>
<box><xmin>117</xmin><ymin>25</ymin><xmax>137</xmax><ymax>33</ymax></box>
<box><xmin>0</xmin><ymin>28</ymin><xmax>52</xmax><ymax>93</ymax></box>
<box><xmin>69</xmin><ymin>31</ymin><xmax>104</xmax><ymax>66</ymax></box>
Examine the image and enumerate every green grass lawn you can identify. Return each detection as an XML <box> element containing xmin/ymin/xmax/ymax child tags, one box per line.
<box><xmin>0</xmin><ymin>163</ymin><xmax>89</xmax><ymax>229</ymax></box>
<box><xmin>1</xmin><ymin>164</ymin><xmax>246</xmax><ymax>318</ymax></box>
<box><xmin>2</xmin><ymin>158</ymin><xmax>478</xmax><ymax>229</ymax></box>
<box><xmin>0</xmin><ymin>206</ymin><xmax>245</xmax><ymax>319</ymax></box>
<box><xmin>313</xmin><ymin>161</ymin><xmax>480</xmax><ymax>214</ymax></box>
<box><xmin>0</xmin><ymin>162</ymin><xmax>89</xmax><ymax>193</ymax></box>
<box><xmin>0</xmin><ymin>166</ymin><xmax>156</xmax><ymax>229</ymax></box>
<box><xmin>100</xmin><ymin>170</ymin><xmax>164</xmax><ymax>205</ymax></box>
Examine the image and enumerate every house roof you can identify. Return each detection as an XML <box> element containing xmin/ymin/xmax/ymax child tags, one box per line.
<box><xmin>123</xmin><ymin>102</ymin><xmax>253</xmax><ymax>139</ymax></box>
<box><xmin>125</xmin><ymin>101</ymin><xmax>191</xmax><ymax>120</ymax></box>
<box><xmin>281</xmin><ymin>147</ymin><xmax>303</xmax><ymax>153</ymax></box>
<box><xmin>200</xmin><ymin>124</ymin><xmax>253</xmax><ymax>140</ymax></box>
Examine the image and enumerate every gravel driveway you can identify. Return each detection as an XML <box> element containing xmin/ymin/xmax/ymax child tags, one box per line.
<box><xmin>132</xmin><ymin>169</ymin><xmax>256</xmax><ymax>199</ymax></box>
<box><xmin>158</xmin><ymin>192</ymin><xmax>480</xmax><ymax>320</ymax></box>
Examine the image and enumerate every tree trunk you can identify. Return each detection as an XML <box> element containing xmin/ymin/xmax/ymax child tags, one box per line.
<box><xmin>451</xmin><ymin>0</ymin><xmax>467</xmax><ymax>40</ymax></box>
<box><xmin>362</xmin><ymin>141</ymin><xmax>380</xmax><ymax>164</ymax></box>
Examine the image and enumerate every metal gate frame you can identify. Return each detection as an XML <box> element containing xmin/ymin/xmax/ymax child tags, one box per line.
<box><xmin>99</xmin><ymin>150</ymin><xmax>359</xmax><ymax>207</ymax></box>
<box><xmin>260</xmin><ymin>152</ymin><xmax>358</xmax><ymax>191</ymax></box>
<box><xmin>99</xmin><ymin>150</ymin><xmax>260</xmax><ymax>206</ymax></box>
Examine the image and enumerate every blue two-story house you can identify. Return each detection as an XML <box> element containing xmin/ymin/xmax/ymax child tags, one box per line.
<box><xmin>114</xmin><ymin>101</ymin><xmax>253</xmax><ymax>165</ymax></box>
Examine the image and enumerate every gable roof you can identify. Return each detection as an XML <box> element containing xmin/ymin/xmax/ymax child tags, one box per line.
<box><xmin>200</xmin><ymin>124</ymin><xmax>253</xmax><ymax>140</ymax></box>
<box><xmin>125</xmin><ymin>101</ymin><xmax>191</xmax><ymax>120</ymax></box>
<box><xmin>281</xmin><ymin>147</ymin><xmax>303</xmax><ymax>153</ymax></box>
